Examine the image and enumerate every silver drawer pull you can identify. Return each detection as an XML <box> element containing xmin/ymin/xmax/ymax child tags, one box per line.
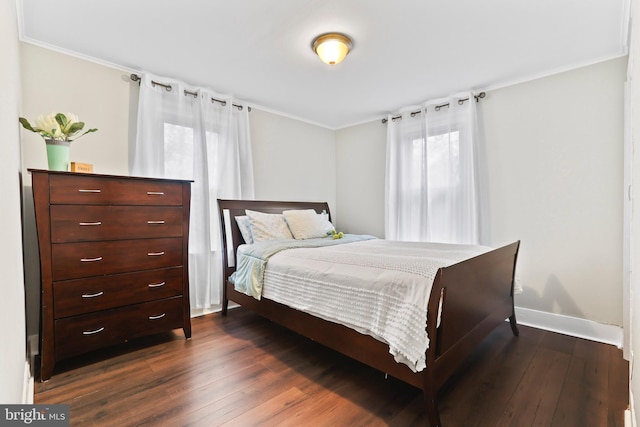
<box><xmin>148</xmin><ymin>281</ymin><xmax>166</xmax><ymax>288</ymax></box>
<box><xmin>147</xmin><ymin>191</ymin><xmax>165</xmax><ymax>196</ymax></box>
<box><xmin>147</xmin><ymin>220</ymin><xmax>166</xmax><ymax>225</ymax></box>
<box><xmin>78</xmin><ymin>189</ymin><xmax>101</xmax><ymax>193</ymax></box>
<box><xmin>148</xmin><ymin>313</ymin><xmax>166</xmax><ymax>320</ymax></box>
<box><xmin>79</xmin><ymin>222</ymin><xmax>102</xmax><ymax>226</ymax></box>
<box><xmin>81</xmin><ymin>291</ymin><xmax>104</xmax><ymax>298</ymax></box>
<box><xmin>82</xmin><ymin>327</ymin><xmax>105</xmax><ymax>335</ymax></box>
<box><xmin>147</xmin><ymin>251</ymin><xmax>165</xmax><ymax>257</ymax></box>
<box><xmin>80</xmin><ymin>257</ymin><xmax>103</xmax><ymax>262</ymax></box>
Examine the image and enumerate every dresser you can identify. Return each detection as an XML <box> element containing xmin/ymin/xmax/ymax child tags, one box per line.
<box><xmin>30</xmin><ymin>170</ymin><xmax>192</xmax><ymax>381</ymax></box>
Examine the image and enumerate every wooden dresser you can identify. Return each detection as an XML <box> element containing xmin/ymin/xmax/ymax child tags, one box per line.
<box><xmin>30</xmin><ymin>170</ymin><xmax>192</xmax><ymax>381</ymax></box>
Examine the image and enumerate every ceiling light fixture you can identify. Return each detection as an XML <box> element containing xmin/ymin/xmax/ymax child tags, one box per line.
<box><xmin>312</xmin><ymin>33</ymin><xmax>353</xmax><ymax>65</ymax></box>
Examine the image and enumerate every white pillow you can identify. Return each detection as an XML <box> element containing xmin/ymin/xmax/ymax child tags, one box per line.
<box><xmin>235</xmin><ymin>215</ymin><xmax>254</xmax><ymax>244</ymax></box>
<box><xmin>283</xmin><ymin>209</ymin><xmax>327</xmax><ymax>240</ymax></box>
<box><xmin>318</xmin><ymin>211</ymin><xmax>335</xmax><ymax>235</ymax></box>
<box><xmin>245</xmin><ymin>209</ymin><xmax>293</xmax><ymax>241</ymax></box>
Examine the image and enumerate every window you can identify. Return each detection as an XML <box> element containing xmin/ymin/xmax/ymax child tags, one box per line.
<box><xmin>386</xmin><ymin>99</ymin><xmax>479</xmax><ymax>244</ymax></box>
<box><xmin>163</xmin><ymin>122</ymin><xmax>220</xmax><ymax>246</ymax></box>
<box><xmin>163</xmin><ymin>123</ymin><xmax>194</xmax><ymax>179</ymax></box>
<box><xmin>409</xmin><ymin>130</ymin><xmax>461</xmax><ymax>243</ymax></box>
<box><xmin>133</xmin><ymin>74</ymin><xmax>255</xmax><ymax>309</ymax></box>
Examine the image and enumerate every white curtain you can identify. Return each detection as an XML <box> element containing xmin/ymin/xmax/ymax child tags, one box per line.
<box><xmin>132</xmin><ymin>73</ymin><xmax>254</xmax><ymax>309</ymax></box>
<box><xmin>385</xmin><ymin>92</ymin><xmax>480</xmax><ymax>244</ymax></box>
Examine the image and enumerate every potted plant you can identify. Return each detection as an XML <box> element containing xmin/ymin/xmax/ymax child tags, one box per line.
<box><xmin>19</xmin><ymin>113</ymin><xmax>97</xmax><ymax>171</ymax></box>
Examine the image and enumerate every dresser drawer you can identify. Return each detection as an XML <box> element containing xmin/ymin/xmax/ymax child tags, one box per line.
<box><xmin>49</xmin><ymin>174</ymin><xmax>183</xmax><ymax>206</ymax></box>
<box><xmin>51</xmin><ymin>205</ymin><xmax>184</xmax><ymax>243</ymax></box>
<box><xmin>54</xmin><ymin>297</ymin><xmax>184</xmax><ymax>360</ymax></box>
<box><xmin>53</xmin><ymin>267</ymin><xmax>184</xmax><ymax>318</ymax></box>
<box><xmin>51</xmin><ymin>238</ymin><xmax>183</xmax><ymax>281</ymax></box>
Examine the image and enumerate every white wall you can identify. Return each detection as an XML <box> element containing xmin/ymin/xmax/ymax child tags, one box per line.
<box><xmin>250</xmin><ymin>108</ymin><xmax>337</xmax><ymax>213</ymax></box>
<box><xmin>336</xmin><ymin>57</ymin><xmax>627</xmax><ymax>327</ymax></box>
<box><xmin>335</xmin><ymin>121</ymin><xmax>386</xmax><ymax>236</ymax></box>
<box><xmin>0</xmin><ymin>0</ymin><xmax>28</xmax><ymax>403</ymax></box>
<box><xmin>483</xmin><ymin>58</ymin><xmax>625</xmax><ymax>326</ymax></box>
<box><xmin>20</xmin><ymin>43</ymin><xmax>131</xmax><ymax>176</ymax></box>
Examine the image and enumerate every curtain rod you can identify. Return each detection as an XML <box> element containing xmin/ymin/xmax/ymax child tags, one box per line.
<box><xmin>381</xmin><ymin>92</ymin><xmax>486</xmax><ymax>124</ymax></box>
<box><xmin>130</xmin><ymin>74</ymin><xmax>250</xmax><ymax>112</ymax></box>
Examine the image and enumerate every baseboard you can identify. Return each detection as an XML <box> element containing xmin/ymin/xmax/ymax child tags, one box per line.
<box><xmin>190</xmin><ymin>302</ymin><xmax>240</xmax><ymax>318</ymax></box>
<box><xmin>22</xmin><ymin>335</ymin><xmax>37</xmax><ymax>404</ymax></box>
<box><xmin>515</xmin><ymin>306</ymin><xmax>623</xmax><ymax>347</ymax></box>
<box><xmin>190</xmin><ymin>306</ymin><xmax>221</xmax><ymax>318</ymax></box>
<box><xmin>628</xmin><ymin>390</ymin><xmax>636</xmax><ymax>427</ymax></box>
<box><xmin>22</xmin><ymin>360</ymin><xmax>33</xmax><ymax>404</ymax></box>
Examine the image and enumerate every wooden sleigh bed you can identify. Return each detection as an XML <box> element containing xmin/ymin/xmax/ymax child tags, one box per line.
<box><xmin>218</xmin><ymin>199</ymin><xmax>520</xmax><ymax>427</ymax></box>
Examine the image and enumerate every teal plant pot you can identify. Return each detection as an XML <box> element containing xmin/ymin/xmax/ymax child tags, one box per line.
<box><xmin>45</xmin><ymin>139</ymin><xmax>70</xmax><ymax>171</ymax></box>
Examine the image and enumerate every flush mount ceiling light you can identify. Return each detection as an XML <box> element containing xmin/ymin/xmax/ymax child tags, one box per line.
<box><xmin>312</xmin><ymin>33</ymin><xmax>353</xmax><ymax>65</ymax></box>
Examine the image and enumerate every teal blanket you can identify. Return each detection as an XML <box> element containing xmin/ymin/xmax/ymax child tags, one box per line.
<box><xmin>230</xmin><ymin>234</ymin><xmax>376</xmax><ymax>300</ymax></box>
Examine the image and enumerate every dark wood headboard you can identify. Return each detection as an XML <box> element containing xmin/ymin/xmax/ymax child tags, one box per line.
<box><xmin>217</xmin><ymin>199</ymin><xmax>331</xmax><ymax>283</ymax></box>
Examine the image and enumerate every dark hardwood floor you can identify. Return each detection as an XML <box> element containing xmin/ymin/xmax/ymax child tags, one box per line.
<box><xmin>35</xmin><ymin>308</ymin><xmax>629</xmax><ymax>426</ymax></box>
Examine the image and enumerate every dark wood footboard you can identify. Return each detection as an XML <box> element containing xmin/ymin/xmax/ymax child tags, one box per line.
<box><xmin>218</xmin><ymin>199</ymin><xmax>520</xmax><ymax>427</ymax></box>
<box><xmin>423</xmin><ymin>240</ymin><xmax>520</xmax><ymax>426</ymax></box>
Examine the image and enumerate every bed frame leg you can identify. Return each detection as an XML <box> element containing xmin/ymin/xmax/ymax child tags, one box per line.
<box><xmin>509</xmin><ymin>313</ymin><xmax>519</xmax><ymax>336</ymax></box>
<box><xmin>222</xmin><ymin>281</ymin><xmax>230</xmax><ymax>316</ymax></box>
<box><xmin>423</xmin><ymin>372</ymin><xmax>442</xmax><ymax>427</ymax></box>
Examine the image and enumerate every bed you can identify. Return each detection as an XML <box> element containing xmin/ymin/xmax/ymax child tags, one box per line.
<box><xmin>217</xmin><ymin>199</ymin><xmax>520</xmax><ymax>427</ymax></box>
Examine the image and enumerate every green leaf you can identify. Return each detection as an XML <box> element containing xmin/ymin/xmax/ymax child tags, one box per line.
<box><xmin>19</xmin><ymin>117</ymin><xmax>35</xmax><ymax>132</ymax></box>
<box><xmin>55</xmin><ymin>113</ymin><xmax>68</xmax><ymax>129</ymax></box>
<box><xmin>69</xmin><ymin>128</ymin><xmax>98</xmax><ymax>142</ymax></box>
<box><xmin>65</xmin><ymin>121</ymin><xmax>85</xmax><ymax>136</ymax></box>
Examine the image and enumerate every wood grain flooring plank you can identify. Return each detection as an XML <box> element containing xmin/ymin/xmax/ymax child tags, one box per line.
<box><xmin>551</xmin><ymin>338</ymin><xmax>609</xmax><ymax>427</ymax></box>
<box><xmin>387</xmin><ymin>393</ymin><xmax>428</xmax><ymax>427</ymax></box>
<box><xmin>294</xmin><ymin>363</ymin><xmax>413</xmax><ymax>426</ymax></box>
<box><xmin>439</xmin><ymin>325</ymin><xmax>544</xmax><ymax>427</ymax></box>
<box><xmin>495</xmin><ymin>347</ymin><xmax>571</xmax><ymax>427</ymax></box>
<box><xmin>218</xmin><ymin>386</ymin><xmax>313</xmax><ymax>427</ymax></box>
<box><xmin>163</xmin><ymin>352</ymin><xmax>347</xmax><ymax>426</ymax></box>
<box><xmin>608</xmin><ymin>345</ymin><xmax>630</xmax><ymax>427</ymax></box>
<box><xmin>170</xmin><ymin>372</ymin><xmax>309</xmax><ymax>426</ymax></box>
<box><xmin>539</xmin><ymin>328</ymin><xmax>578</xmax><ymax>355</ymax></box>
<box><xmin>119</xmin><ymin>366</ymin><xmax>283</xmax><ymax>427</ymax></box>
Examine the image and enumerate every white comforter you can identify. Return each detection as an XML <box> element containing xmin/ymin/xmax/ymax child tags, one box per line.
<box><xmin>237</xmin><ymin>238</ymin><xmax>491</xmax><ymax>372</ymax></box>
